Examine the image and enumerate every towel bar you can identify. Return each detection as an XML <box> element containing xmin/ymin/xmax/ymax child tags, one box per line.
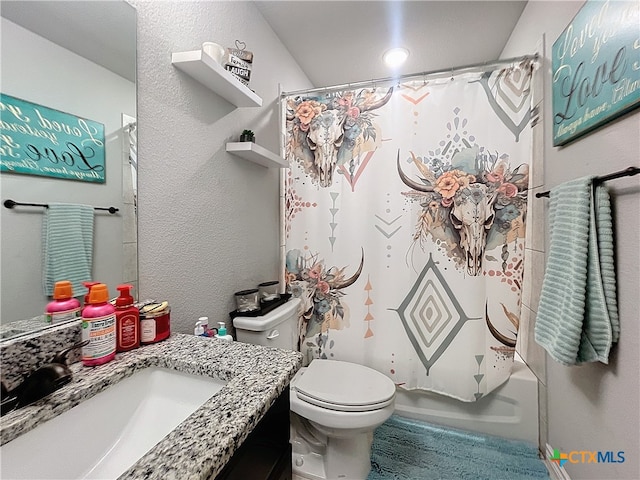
<box><xmin>535</xmin><ymin>166</ymin><xmax>640</xmax><ymax>198</ymax></box>
<box><xmin>3</xmin><ymin>199</ymin><xmax>119</xmax><ymax>214</ymax></box>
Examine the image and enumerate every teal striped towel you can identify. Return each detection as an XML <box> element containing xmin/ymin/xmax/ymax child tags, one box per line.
<box><xmin>42</xmin><ymin>203</ymin><xmax>95</xmax><ymax>297</ymax></box>
<box><xmin>534</xmin><ymin>177</ymin><xmax>619</xmax><ymax>366</ymax></box>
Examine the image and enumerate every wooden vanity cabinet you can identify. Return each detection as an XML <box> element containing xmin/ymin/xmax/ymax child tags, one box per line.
<box><xmin>214</xmin><ymin>386</ymin><xmax>291</xmax><ymax>480</ymax></box>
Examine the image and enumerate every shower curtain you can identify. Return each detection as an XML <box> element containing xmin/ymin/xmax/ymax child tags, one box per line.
<box><xmin>281</xmin><ymin>59</ymin><xmax>535</xmax><ymax>401</ymax></box>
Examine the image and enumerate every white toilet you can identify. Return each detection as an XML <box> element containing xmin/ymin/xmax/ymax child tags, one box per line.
<box><xmin>233</xmin><ymin>298</ymin><xmax>396</xmax><ymax>480</ymax></box>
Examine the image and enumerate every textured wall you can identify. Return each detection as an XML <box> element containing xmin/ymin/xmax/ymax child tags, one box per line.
<box><xmin>503</xmin><ymin>2</ymin><xmax>640</xmax><ymax>478</ymax></box>
<box><xmin>133</xmin><ymin>1</ymin><xmax>311</xmax><ymax>335</ymax></box>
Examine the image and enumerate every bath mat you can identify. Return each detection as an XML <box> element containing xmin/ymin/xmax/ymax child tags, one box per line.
<box><xmin>368</xmin><ymin>415</ymin><xmax>549</xmax><ymax>480</ymax></box>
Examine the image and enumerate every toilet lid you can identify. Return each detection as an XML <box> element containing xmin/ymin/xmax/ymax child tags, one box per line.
<box><xmin>293</xmin><ymin>360</ymin><xmax>395</xmax><ymax>412</ymax></box>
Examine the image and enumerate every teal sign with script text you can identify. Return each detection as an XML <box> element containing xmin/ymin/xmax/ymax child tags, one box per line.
<box><xmin>552</xmin><ymin>0</ymin><xmax>640</xmax><ymax>146</ymax></box>
<box><xmin>0</xmin><ymin>94</ymin><xmax>105</xmax><ymax>182</ymax></box>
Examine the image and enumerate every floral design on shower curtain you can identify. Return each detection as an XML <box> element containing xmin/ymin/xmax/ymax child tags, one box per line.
<box><xmin>284</xmin><ymin>88</ymin><xmax>393</xmax><ymax>188</ymax></box>
<box><xmin>282</xmin><ymin>60</ymin><xmax>534</xmax><ymax>401</ymax></box>
<box><xmin>285</xmin><ymin>248</ymin><xmax>364</xmax><ymax>354</ymax></box>
<box><xmin>398</xmin><ymin>145</ymin><xmax>529</xmax><ymax>278</ymax></box>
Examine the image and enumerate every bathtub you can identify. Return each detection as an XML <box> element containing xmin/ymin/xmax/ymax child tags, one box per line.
<box><xmin>393</xmin><ymin>356</ymin><xmax>539</xmax><ymax>445</ymax></box>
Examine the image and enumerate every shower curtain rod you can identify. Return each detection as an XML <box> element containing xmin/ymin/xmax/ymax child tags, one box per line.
<box><xmin>281</xmin><ymin>53</ymin><xmax>538</xmax><ymax>97</ymax></box>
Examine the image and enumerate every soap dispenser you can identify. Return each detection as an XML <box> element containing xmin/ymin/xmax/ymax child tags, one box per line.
<box><xmin>194</xmin><ymin>321</ymin><xmax>205</xmax><ymax>336</ymax></box>
<box><xmin>82</xmin><ymin>281</ymin><xmax>100</xmax><ymax>305</ymax></box>
<box><xmin>215</xmin><ymin>322</ymin><xmax>233</xmax><ymax>342</ymax></box>
<box><xmin>81</xmin><ymin>283</ymin><xmax>116</xmax><ymax>366</ymax></box>
<box><xmin>45</xmin><ymin>281</ymin><xmax>81</xmax><ymax>325</ymax></box>
<box><xmin>115</xmin><ymin>284</ymin><xmax>140</xmax><ymax>353</ymax></box>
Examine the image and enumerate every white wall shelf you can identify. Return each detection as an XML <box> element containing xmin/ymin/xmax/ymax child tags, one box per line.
<box><xmin>171</xmin><ymin>50</ymin><xmax>262</xmax><ymax>108</ymax></box>
<box><xmin>226</xmin><ymin>142</ymin><xmax>288</xmax><ymax>168</ymax></box>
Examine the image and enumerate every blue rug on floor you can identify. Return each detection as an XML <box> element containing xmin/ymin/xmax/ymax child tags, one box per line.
<box><xmin>368</xmin><ymin>415</ymin><xmax>549</xmax><ymax>480</ymax></box>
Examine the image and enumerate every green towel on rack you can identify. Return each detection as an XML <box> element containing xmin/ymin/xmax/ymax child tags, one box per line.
<box><xmin>534</xmin><ymin>177</ymin><xmax>619</xmax><ymax>366</ymax></box>
<box><xmin>42</xmin><ymin>203</ymin><xmax>95</xmax><ymax>297</ymax></box>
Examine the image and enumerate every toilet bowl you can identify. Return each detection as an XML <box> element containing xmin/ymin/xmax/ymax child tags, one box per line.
<box><xmin>289</xmin><ymin>359</ymin><xmax>395</xmax><ymax>480</ymax></box>
<box><xmin>233</xmin><ymin>298</ymin><xmax>396</xmax><ymax>480</ymax></box>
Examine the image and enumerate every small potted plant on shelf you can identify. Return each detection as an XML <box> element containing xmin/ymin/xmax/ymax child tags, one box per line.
<box><xmin>240</xmin><ymin>129</ymin><xmax>255</xmax><ymax>142</ymax></box>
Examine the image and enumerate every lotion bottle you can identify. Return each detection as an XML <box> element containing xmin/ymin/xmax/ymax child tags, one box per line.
<box><xmin>194</xmin><ymin>321</ymin><xmax>205</xmax><ymax>336</ymax></box>
<box><xmin>81</xmin><ymin>283</ymin><xmax>116</xmax><ymax>366</ymax></box>
<box><xmin>82</xmin><ymin>281</ymin><xmax>100</xmax><ymax>305</ymax></box>
<box><xmin>195</xmin><ymin>316</ymin><xmax>214</xmax><ymax>336</ymax></box>
<box><xmin>45</xmin><ymin>281</ymin><xmax>81</xmax><ymax>324</ymax></box>
<box><xmin>115</xmin><ymin>284</ymin><xmax>140</xmax><ymax>353</ymax></box>
<box><xmin>215</xmin><ymin>322</ymin><xmax>233</xmax><ymax>342</ymax></box>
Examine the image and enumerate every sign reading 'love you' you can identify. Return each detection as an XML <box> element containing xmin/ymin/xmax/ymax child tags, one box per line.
<box><xmin>0</xmin><ymin>93</ymin><xmax>106</xmax><ymax>183</ymax></box>
<box><xmin>552</xmin><ymin>0</ymin><xmax>640</xmax><ymax>146</ymax></box>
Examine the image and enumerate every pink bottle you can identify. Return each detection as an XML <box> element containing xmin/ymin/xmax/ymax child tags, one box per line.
<box><xmin>81</xmin><ymin>283</ymin><xmax>116</xmax><ymax>366</ymax></box>
<box><xmin>45</xmin><ymin>281</ymin><xmax>81</xmax><ymax>324</ymax></box>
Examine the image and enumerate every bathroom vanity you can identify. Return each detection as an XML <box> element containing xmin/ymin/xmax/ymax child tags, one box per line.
<box><xmin>0</xmin><ymin>333</ymin><xmax>302</xmax><ymax>479</ymax></box>
<box><xmin>215</xmin><ymin>387</ymin><xmax>292</xmax><ymax>480</ymax></box>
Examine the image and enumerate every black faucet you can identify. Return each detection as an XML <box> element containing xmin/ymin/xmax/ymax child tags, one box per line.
<box><xmin>0</xmin><ymin>340</ymin><xmax>89</xmax><ymax>416</ymax></box>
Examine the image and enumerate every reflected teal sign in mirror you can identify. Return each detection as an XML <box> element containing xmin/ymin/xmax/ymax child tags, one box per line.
<box><xmin>552</xmin><ymin>0</ymin><xmax>640</xmax><ymax>146</ymax></box>
<box><xmin>0</xmin><ymin>93</ymin><xmax>105</xmax><ymax>182</ymax></box>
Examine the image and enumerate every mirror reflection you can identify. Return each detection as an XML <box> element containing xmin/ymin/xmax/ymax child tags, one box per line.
<box><xmin>0</xmin><ymin>1</ymin><xmax>137</xmax><ymax>340</ymax></box>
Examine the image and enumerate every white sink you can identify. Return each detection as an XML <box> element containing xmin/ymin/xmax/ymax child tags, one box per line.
<box><xmin>0</xmin><ymin>367</ymin><xmax>227</xmax><ymax>479</ymax></box>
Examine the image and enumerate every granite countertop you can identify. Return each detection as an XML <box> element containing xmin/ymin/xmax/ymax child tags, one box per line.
<box><xmin>0</xmin><ymin>315</ymin><xmax>51</xmax><ymax>341</ymax></box>
<box><xmin>0</xmin><ymin>333</ymin><xmax>303</xmax><ymax>479</ymax></box>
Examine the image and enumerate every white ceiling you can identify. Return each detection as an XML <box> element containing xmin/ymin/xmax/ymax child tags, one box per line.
<box><xmin>1</xmin><ymin>1</ymin><xmax>527</xmax><ymax>90</ymax></box>
<box><xmin>255</xmin><ymin>0</ymin><xmax>528</xmax><ymax>88</ymax></box>
<box><xmin>1</xmin><ymin>1</ymin><xmax>136</xmax><ymax>82</ymax></box>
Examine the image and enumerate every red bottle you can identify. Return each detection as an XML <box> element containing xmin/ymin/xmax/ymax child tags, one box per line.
<box><xmin>140</xmin><ymin>302</ymin><xmax>171</xmax><ymax>344</ymax></box>
<box><xmin>115</xmin><ymin>284</ymin><xmax>140</xmax><ymax>353</ymax></box>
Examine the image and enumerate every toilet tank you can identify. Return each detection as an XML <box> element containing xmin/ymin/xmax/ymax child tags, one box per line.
<box><xmin>233</xmin><ymin>298</ymin><xmax>300</xmax><ymax>351</ymax></box>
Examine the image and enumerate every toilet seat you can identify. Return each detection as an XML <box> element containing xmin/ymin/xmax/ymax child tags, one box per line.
<box><xmin>293</xmin><ymin>360</ymin><xmax>396</xmax><ymax>412</ymax></box>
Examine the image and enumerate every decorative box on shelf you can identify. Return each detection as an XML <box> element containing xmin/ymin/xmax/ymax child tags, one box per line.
<box><xmin>171</xmin><ymin>49</ymin><xmax>262</xmax><ymax>108</ymax></box>
<box><xmin>226</xmin><ymin>142</ymin><xmax>288</xmax><ymax>169</ymax></box>
<box><xmin>223</xmin><ymin>49</ymin><xmax>252</xmax><ymax>87</ymax></box>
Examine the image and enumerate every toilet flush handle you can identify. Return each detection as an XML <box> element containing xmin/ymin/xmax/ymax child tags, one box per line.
<box><xmin>266</xmin><ymin>329</ymin><xmax>280</xmax><ymax>340</ymax></box>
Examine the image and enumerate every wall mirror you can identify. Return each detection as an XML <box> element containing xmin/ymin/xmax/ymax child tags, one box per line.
<box><xmin>0</xmin><ymin>1</ymin><xmax>137</xmax><ymax>341</ymax></box>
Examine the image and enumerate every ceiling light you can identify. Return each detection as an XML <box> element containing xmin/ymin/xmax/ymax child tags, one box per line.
<box><xmin>383</xmin><ymin>47</ymin><xmax>409</xmax><ymax>68</ymax></box>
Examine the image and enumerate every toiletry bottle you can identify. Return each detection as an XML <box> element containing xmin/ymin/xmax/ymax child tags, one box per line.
<box><xmin>81</xmin><ymin>283</ymin><xmax>116</xmax><ymax>366</ymax></box>
<box><xmin>194</xmin><ymin>321</ymin><xmax>205</xmax><ymax>336</ymax></box>
<box><xmin>215</xmin><ymin>322</ymin><xmax>233</xmax><ymax>342</ymax></box>
<box><xmin>82</xmin><ymin>281</ymin><xmax>99</xmax><ymax>305</ymax></box>
<box><xmin>115</xmin><ymin>284</ymin><xmax>140</xmax><ymax>353</ymax></box>
<box><xmin>199</xmin><ymin>316</ymin><xmax>209</xmax><ymax>333</ymax></box>
<box><xmin>140</xmin><ymin>301</ymin><xmax>171</xmax><ymax>344</ymax></box>
<box><xmin>199</xmin><ymin>316</ymin><xmax>215</xmax><ymax>336</ymax></box>
<box><xmin>195</xmin><ymin>316</ymin><xmax>214</xmax><ymax>336</ymax></box>
<box><xmin>45</xmin><ymin>281</ymin><xmax>81</xmax><ymax>324</ymax></box>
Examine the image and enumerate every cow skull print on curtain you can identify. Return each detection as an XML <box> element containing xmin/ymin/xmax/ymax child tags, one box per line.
<box><xmin>281</xmin><ymin>59</ymin><xmax>535</xmax><ymax>401</ymax></box>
